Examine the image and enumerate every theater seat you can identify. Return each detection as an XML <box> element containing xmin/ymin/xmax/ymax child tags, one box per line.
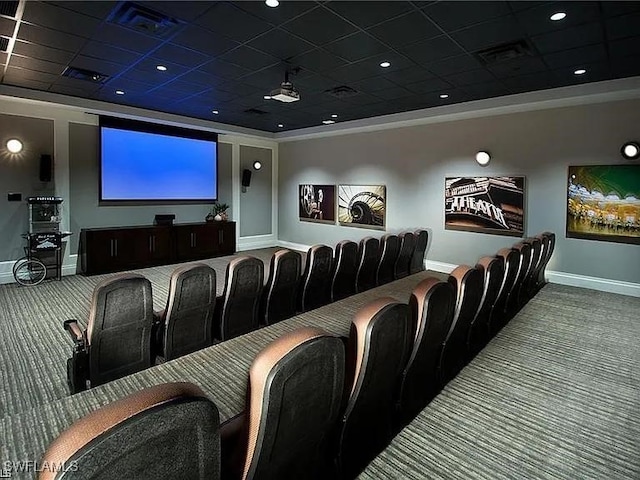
<box><xmin>409</xmin><ymin>229</ymin><xmax>428</xmax><ymax>274</ymax></box>
<box><xmin>394</xmin><ymin>231</ymin><xmax>415</xmax><ymax>279</ymax></box>
<box><xmin>298</xmin><ymin>245</ymin><xmax>333</xmax><ymax>312</ymax></box>
<box><xmin>376</xmin><ymin>234</ymin><xmax>399</xmax><ymax>286</ymax></box>
<box><xmin>261</xmin><ymin>249</ymin><xmax>302</xmax><ymax>326</ymax></box>
<box><xmin>523</xmin><ymin>237</ymin><xmax>543</xmax><ymax>300</ymax></box>
<box><xmin>339</xmin><ymin>298</ymin><xmax>411</xmax><ymax>478</ymax></box>
<box><xmin>510</xmin><ymin>242</ymin><xmax>532</xmax><ymax>313</ymax></box>
<box><xmin>468</xmin><ymin>256</ymin><xmax>504</xmax><ymax>360</ymax></box>
<box><xmin>355</xmin><ymin>237</ymin><xmax>379</xmax><ymax>293</ymax></box>
<box><xmin>225</xmin><ymin>327</ymin><xmax>345</xmax><ymax>480</ymax></box>
<box><xmin>331</xmin><ymin>240</ymin><xmax>358</xmax><ymax>301</ymax></box>
<box><xmin>39</xmin><ymin>382</ymin><xmax>220</xmax><ymax>480</ymax></box>
<box><xmin>439</xmin><ymin>265</ymin><xmax>484</xmax><ymax>386</ymax></box>
<box><xmin>153</xmin><ymin>263</ymin><xmax>216</xmax><ymax>362</ymax></box>
<box><xmin>215</xmin><ymin>257</ymin><xmax>264</xmax><ymax>341</ymax></box>
<box><xmin>492</xmin><ymin>248</ymin><xmax>521</xmax><ymax>334</ymax></box>
<box><xmin>63</xmin><ymin>273</ymin><xmax>154</xmax><ymax>394</ymax></box>
<box><xmin>397</xmin><ymin>278</ymin><xmax>455</xmax><ymax>427</ymax></box>
<box><xmin>536</xmin><ymin>232</ymin><xmax>556</xmax><ymax>291</ymax></box>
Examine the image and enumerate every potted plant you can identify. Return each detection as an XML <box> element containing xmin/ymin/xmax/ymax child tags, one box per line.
<box><xmin>207</xmin><ymin>202</ymin><xmax>230</xmax><ymax>222</ymax></box>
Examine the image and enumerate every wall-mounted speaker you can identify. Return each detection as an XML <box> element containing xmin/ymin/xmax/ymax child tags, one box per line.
<box><xmin>39</xmin><ymin>154</ymin><xmax>53</xmax><ymax>182</ymax></box>
<box><xmin>241</xmin><ymin>168</ymin><xmax>252</xmax><ymax>187</ymax></box>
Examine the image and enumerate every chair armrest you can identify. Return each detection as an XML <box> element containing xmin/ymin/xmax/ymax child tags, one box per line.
<box><xmin>221</xmin><ymin>413</ymin><xmax>247</xmax><ymax>480</ymax></box>
<box><xmin>63</xmin><ymin>320</ymin><xmax>85</xmax><ymax>348</ymax></box>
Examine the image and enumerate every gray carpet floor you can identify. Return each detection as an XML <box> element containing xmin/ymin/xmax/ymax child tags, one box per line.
<box><xmin>0</xmin><ymin>247</ymin><xmax>290</xmax><ymax>419</ymax></box>
<box><xmin>359</xmin><ymin>284</ymin><xmax>640</xmax><ymax>479</ymax></box>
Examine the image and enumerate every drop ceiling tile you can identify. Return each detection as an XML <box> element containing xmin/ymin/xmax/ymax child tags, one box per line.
<box><xmin>294</xmin><ymin>74</ymin><xmax>339</xmax><ymax>94</ymax></box>
<box><xmin>367</xmin><ymin>11</ymin><xmax>441</xmax><ymax>48</ymax></box>
<box><xmin>552</xmin><ymin>62</ymin><xmax>612</xmax><ymax>85</ymax></box>
<box><xmin>352</xmin><ymin>76</ymin><xmax>401</xmax><ymax>93</ymax></box>
<box><xmin>9</xmin><ymin>55</ymin><xmax>66</xmax><ymax>75</ymax></box>
<box><xmin>282</xmin><ymin>7</ymin><xmax>357</xmax><ymax>45</ymax></box>
<box><xmin>326</xmin><ymin>63</ymin><xmax>380</xmax><ymax>84</ymax></box>
<box><xmin>219</xmin><ymin>46</ymin><xmax>279</xmax><ymax>71</ymax></box>
<box><xmin>70</xmin><ymin>55</ymin><xmax>126</xmax><ymax>76</ymax></box>
<box><xmin>0</xmin><ymin>16</ymin><xmax>15</xmax><ymax>37</ymax></box>
<box><xmin>93</xmin><ymin>24</ymin><xmax>163</xmax><ymax>54</ymax></box>
<box><xmin>79</xmin><ymin>41</ymin><xmax>140</xmax><ymax>65</ymax></box>
<box><xmin>606</xmin><ymin>11</ymin><xmax>640</xmax><ymax>41</ymax></box>
<box><xmin>531</xmin><ymin>22</ymin><xmax>603</xmax><ymax>54</ymax></box>
<box><xmin>106</xmin><ymin>78</ymin><xmax>154</xmax><ymax>94</ymax></box>
<box><xmin>543</xmin><ymin>44</ymin><xmax>607</xmax><ymax>69</ymax></box>
<box><xmin>425</xmin><ymin>54</ymin><xmax>482</xmax><ymax>77</ymax></box>
<box><xmin>170</xmin><ymin>25</ymin><xmax>239</xmax><ymax>57</ymax></box>
<box><xmin>611</xmin><ymin>54</ymin><xmax>640</xmax><ymax>78</ymax></box>
<box><xmin>23</xmin><ymin>2</ymin><xmax>101</xmax><ymax>38</ymax></box>
<box><xmin>462</xmin><ymin>81</ymin><xmax>509</xmax><ymax>98</ymax></box>
<box><xmin>198</xmin><ymin>58</ymin><xmax>251</xmax><ymax>80</ymax></box>
<box><xmin>13</xmin><ymin>40</ymin><xmax>76</xmax><ymax>65</ymax></box>
<box><xmin>444</xmin><ymin>68</ymin><xmax>496</xmax><ymax>87</ymax></box>
<box><xmin>323</xmin><ymin>32</ymin><xmax>388</xmax><ymax>62</ymax></box>
<box><xmin>215</xmin><ymin>81</ymin><xmax>261</xmax><ymax>98</ymax></box>
<box><xmin>405</xmin><ymin>77</ymin><xmax>453</xmax><ymax>94</ymax></box>
<box><xmin>46</xmin><ymin>1</ymin><xmax>116</xmax><ymax>19</ymax></box>
<box><xmin>507</xmin><ymin>2</ymin><xmax>549</xmax><ymax>12</ymax></box>
<box><xmin>400</xmin><ymin>35</ymin><xmax>466</xmax><ymax>65</ymax></box>
<box><xmin>450</xmin><ymin>15</ymin><xmax>522</xmax><ymax>52</ymax></box>
<box><xmin>247</xmin><ymin>29</ymin><xmax>315</xmax><ymax>60</ymax></box>
<box><xmin>289</xmin><ymin>48</ymin><xmax>347</xmax><ymax>72</ymax></box>
<box><xmin>178</xmin><ymin>70</ymin><xmax>225</xmax><ymax>88</ymax></box>
<box><xmin>502</xmin><ymin>70</ymin><xmax>557</xmax><ymax>92</ymax></box>
<box><xmin>149</xmin><ymin>80</ymin><xmax>208</xmax><ymax>95</ymax></box>
<box><xmin>196</xmin><ymin>3</ymin><xmax>273</xmax><ymax>43</ymax></box>
<box><xmin>344</xmin><ymin>92</ymin><xmax>387</xmax><ymax>106</ymax></box>
<box><xmin>49</xmin><ymin>82</ymin><xmax>101</xmax><ymax>97</ymax></box>
<box><xmin>601</xmin><ymin>2</ymin><xmax>640</xmax><ymax>17</ymax></box>
<box><xmin>2</xmin><ymin>75</ymin><xmax>52</xmax><ymax>91</ymax></box>
<box><xmin>609</xmin><ymin>36</ymin><xmax>640</xmax><ymax>59</ymax></box>
<box><xmin>484</xmin><ymin>56</ymin><xmax>549</xmax><ymax>78</ymax></box>
<box><xmin>233</xmin><ymin>1</ymin><xmax>319</xmax><ymax>26</ymax></box>
<box><xmin>18</xmin><ymin>23</ymin><xmax>86</xmax><ymax>52</ymax></box>
<box><xmin>4</xmin><ymin>66</ymin><xmax>60</xmax><ymax>84</ymax></box>
<box><xmin>241</xmin><ymin>65</ymin><xmax>289</xmax><ymax>90</ymax></box>
<box><xmin>137</xmin><ymin>1</ymin><xmax>213</xmax><ymax>22</ymax></box>
<box><xmin>382</xmin><ymin>66</ymin><xmax>434</xmax><ymax>84</ymax></box>
<box><xmin>422</xmin><ymin>1</ymin><xmax>511</xmax><ymax>31</ymax></box>
<box><xmin>153</xmin><ymin>44</ymin><xmax>209</xmax><ymax>68</ymax></box>
<box><xmin>326</xmin><ymin>1</ymin><xmax>414</xmax><ymax>29</ymax></box>
<box><xmin>514</xmin><ymin>2</ymin><xmax>600</xmax><ymax>36</ymax></box>
<box><xmin>373</xmin><ymin>86</ymin><xmax>415</xmax><ymax>100</ymax></box>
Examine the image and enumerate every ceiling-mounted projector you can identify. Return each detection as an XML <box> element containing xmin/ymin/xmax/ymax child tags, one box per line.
<box><xmin>269</xmin><ymin>70</ymin><xmax>300</xmax><ymax>103</ymax></box>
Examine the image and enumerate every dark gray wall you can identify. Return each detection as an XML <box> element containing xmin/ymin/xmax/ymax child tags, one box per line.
<box><xmin>279</xmin><ymin>100</ymin><xmax>640</xmax><ymax>284</ymax></box>
<box><xmin>0</xmin><ymin>114</ymin><xmax>54</xmax><ymax>261</ymax></box>
<box><xmin>68</xmin><ymin>123</ymin><xmax>233</xmax><ymax>253</ymax></box>
<box><xmin>240</xmin><ymin>145</ymin><xmax>272</xmax><ymax>237</ymax></box>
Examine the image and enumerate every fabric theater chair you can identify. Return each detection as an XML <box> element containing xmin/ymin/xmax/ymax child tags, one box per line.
<box><xmin>376</xmin><ymin>234</ymin><xmax>399</xmax><ymax>286</ymax></box>
<box><xmin>355</xmin><ymin>237</ymin><xmax>379</xmax><ymax>293</ymax></box>
<box><xmin>394</xmin><ymin>231</ymin><xmax>416</xmax><ymax>280</ymax></box>
<box><xmin>63</xmin><ymin>273</ymin><xmax>154</xmax><ymax>394</ymax></box>
<box><xmin>260</xmin><ymin>249</ymin><xmax>302</xmax><ymax>326</ymax></box>
<box><xmin>492</xmin><ymin>247</ymin><xmax>522</xmax><ymax>335</ymax></box>
<box><xmin>38</xmin><ymin>382</ymin><xmax>220</xmax><ymax>480</ymax></box>
<box><xmin>409</xmin><ymin>229</ymin><xmax>429</xmax><ymax>275</ymax></box>
<box><xmin>298</xmin><ymin>244</ymin><xmax>333</xmax><ymax>312</ymax></box>
<box><xmin>331</xmin><ymin>240</ymin><xmax>359</xmax><ymax>302</ymax></box>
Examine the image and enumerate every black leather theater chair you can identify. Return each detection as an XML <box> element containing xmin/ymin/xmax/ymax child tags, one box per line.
<box><xmin>331</xmin><ymin>240</ymin><xmax>358</xmax><ymax>302</ymax></box>
<box><xmin>261</xmin><ymin>249</ymin><xmax>302</xmax><ymax>326</ymax></box>
<box><xmin>397</xmin><ymin>278</ymin><xmax>455</xmax><ymax>427</ymax></box>
<box><xmin>222</xmin><ymin>327</ymin><xmax>345</xmax><ymax>480</ymax></box>
<box><xmin>439</xmin><ymin>265</ymin><xmax>484</xmax><ymax>386</ymax></box>
<box><xmin>492</xmin><ymin>247</ymin><xmax>522</xmax><ymax>334</ymax></box>
<box><xmin>63</xmin><ymin>273</ymin><xmax>154</xmax><ymax>394</ymax></box>
<box><xmin>152</xmin><ymin>263</ymin><xmax>216</xmax><ymax>362</ymax></box>
<box><xmin>376</xmin><ymin>234</ymin><xmax>399</xmax><ymax>286</ymax></box>
<box><xmin>355</xmin><ymin>237</ymin><xmax>379</xmax><ymax>293</ymax></box>
<box><xmin>510</xmin><ymin>241</ymin><xmax>532</xmax><ymax>314</ymax></box>
<box><xmin>535</xmin><ymin>231</ymin><xmax>556</xmax><ymax>291</ymax></box>
<box><xmin>409</xmin><ymin>229</ymin><xmax>429</xmax><ymax>275</ymax></box>
<box><xmin>38</xmin><ymin>383</ymin><xmax>220</xmax><ymax>480</ymax></box>
<box><xmin>338</xmin><ymin>298</ymin><xmax>411</xmax><ymax>479</ymax></box>
<box><xmin>298</xmin><ymin>244</ymin><xmax>333</xmax><ymax>312</ymax></box>
<box><xmin>394</xmin><ymin>231</ymin><xmax>415</xmax><ymax>280</ymax></box>
<box><xmin>215</xmin><ymin>256</ymin><xmax>264</xmax><ymax>341</ymax></box>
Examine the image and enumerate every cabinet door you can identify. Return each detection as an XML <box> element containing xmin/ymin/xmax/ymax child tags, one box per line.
<box><xmin>175</xmin><ymin>226</ymin><xmax>195</xmax><ymax>261</ymax></box>
<box><xmin>84</xmin><ymin>230</ymin><xmax>130</xmax><ymax>274</ymax></box>
<box><xmin>192</xmin><ymin>224</ymin><xmax>216</xmax><ymax>257</ymax></box>
<box><xmin>149</xmin><ymin>228</ymin><xmax>172</xmax><ymax>262</ymax></box>
<box><xmin>218</xmin><ymin>222</ymin><xmax>236</xmax><ymax>255</ymax></box>
<box><xmin>133</xmin><ymin>228</ymin><xmax>172</xmax><ymax>265</ymax></box>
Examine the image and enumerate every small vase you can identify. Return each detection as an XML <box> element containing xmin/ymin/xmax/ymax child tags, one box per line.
<box><xmin>205</xmin><ymin>213</ymin><xmax>214</xmax><ymax>222</ymax></box>
<box><xmin>214</xmin><ymin>214</ymin><xmax>223</xmax><ymax>221</ymax></box>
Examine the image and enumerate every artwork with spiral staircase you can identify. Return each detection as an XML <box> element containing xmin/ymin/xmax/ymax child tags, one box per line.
<box><xmin>338</xmin><ymin>185</ymin><xmax>386</xmax><ymax>230</ymax></box>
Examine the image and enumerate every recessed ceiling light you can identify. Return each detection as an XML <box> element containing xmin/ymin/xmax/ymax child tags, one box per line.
<box><xmin>156</xmin><ymin>65</ymin><xmax>167</xmax><ymax>71</ymax></box>
<box><xmin>6</xmin><ymin>138</ymin><xmax>23</xmax><ymax>153</ymax></box>
<box><xmin>265</xmin><ymin>0</ymin><xmax>279</xmax><ymax>7</ymax></box>
<box><xmin>380</xmin><ymin>61</ymin><xmax>391</xmax><ymax>68</ymax></box>
<box><xmin>550</xmin><ymin>12</ymin><xmax>567</xmax><ymax>21</ymax></box>
<box><xmin>621</xmin><ymin>141</ymin><xmax>640</xmax><ymax>160</ymax></box>
<box><xmin>322</xmin><ymin>120</ymin><xmax>335</xmax><ymax>125</ymax></box>
<box><xmin>278</xmin><ymin>124</ymin><xmax>284</xmax><ymax>128</ymax></box>
<box><xmin>574</xmin><ymin>69</ymin><xmax>587</xmax><ymax>75</ymax></box>
<box><xmin>331</xmin><ymin>114</ymin><xmax>338</xmax><ymax>118</ymax></box>
<box><xmin>264</xmin><ymin>95</ymin><xmax>271</xmax><ymax>100</ymax></box>
<box><xmin>253</xmin><ymin>161</ymin><xmax>262</xmax><ymax>170</ymax></box>
<box><xmin>115</xmin><ymin>90</ymin><xmax>125</xmax><ymax>95</ymax></box>
<box><xmin>440</xmin><ymin>94</ymin><xmax>449</xmax><ymax>99</ymax></box>
<box><xmin>212</xmin><ymin>110</ymin><xmax>219</xmax><ymax>114</ymax></box>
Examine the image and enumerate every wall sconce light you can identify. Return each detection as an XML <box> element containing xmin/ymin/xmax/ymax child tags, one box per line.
<box><xmin>253</xmin><ymin>160</ymin><xmax>262</xmax><ymax>170</ymax></box>
<box><xmin>475</xmin><ymin>150</ymin><xmax>491</xmax><ymax>166</ymax></box>
<box><xmin>621</xmin><ymin>141</ymin><xmax>639</xmax><ymax>160</ymax></box>
<box><xmin>6</xmin><ymin>138</ymin><xmax>23</xmax><ymax>153</ymax></box>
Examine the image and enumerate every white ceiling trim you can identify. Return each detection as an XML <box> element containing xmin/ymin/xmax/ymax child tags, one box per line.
<box><xmin>275</xmin><ymin>76</ymin><xmax>640</xmax><ymax>143</ymax></box>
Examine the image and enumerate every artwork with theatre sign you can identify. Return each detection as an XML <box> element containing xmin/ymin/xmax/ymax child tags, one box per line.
<box><xmin>444</xmin><ymin>176</ymin><xmax>525</xmax><ymax>237</ymax></box>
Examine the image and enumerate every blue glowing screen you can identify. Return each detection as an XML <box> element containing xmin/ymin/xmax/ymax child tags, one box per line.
<box><xmin>101</xmin><ymin>127</ymin><xmax>217</xmax><ymax>201</ymax></box>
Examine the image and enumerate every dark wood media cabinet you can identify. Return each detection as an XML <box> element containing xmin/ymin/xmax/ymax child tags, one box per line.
<box><xmin>79</xmin><ymin>222</ymin><xmax>236</xmax><ymax>275</ymax></box>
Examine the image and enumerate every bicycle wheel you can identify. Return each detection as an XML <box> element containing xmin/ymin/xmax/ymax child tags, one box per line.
<box><xmin>12</xmin><ymin>256</ymin><xmax>28</xmax><ymax>277</ymax></box>
<box><xmin>14</xmin><ymin>258</ymin><xmax>47</xmax><ymax>286</ymax></box>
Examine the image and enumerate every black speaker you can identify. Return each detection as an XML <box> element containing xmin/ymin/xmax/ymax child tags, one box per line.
<box><xmin>241</xmin><ymin>168</ymin><xmax>252</xmax><ymax>187</ymax></box>
<box><xmin>39</xmin><ymin>154</ymin><xmax>53</xmax><ymax>182</ymax></box>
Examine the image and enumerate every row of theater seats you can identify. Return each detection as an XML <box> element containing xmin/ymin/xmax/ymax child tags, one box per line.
<box><xmin>45</xmin><ymin>232</ymin><xmax>555</xmax><ymax>480</ymax></box>
<box><xmin>63</xmin><ymin>229</ymin><xmax>429</xmax><ymax>394</ymax></box>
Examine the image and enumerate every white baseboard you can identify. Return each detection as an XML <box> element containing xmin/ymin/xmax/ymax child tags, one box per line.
<box><xmin>547</xmin><ymin>270</ymin><xmax>640</xmax><ymax>298</ymax></box>
<box><xmin>426</xmin><ymin>260</ymin><xmax>458</xmax><ymax>274</ymax></box>
<box><xmin>276</xmin><ymin>240</ymin><xmax>311</xmax><ymax>252</ymax></box>
<box><xmin>0</xmin><ymin>254</ymin><xmax>78</xmax><ymax>285</ymax></box>
<box><xmin>237</xmin><ymin>234</ymin><xmax>278</xmax><ymax>252</ymax></box>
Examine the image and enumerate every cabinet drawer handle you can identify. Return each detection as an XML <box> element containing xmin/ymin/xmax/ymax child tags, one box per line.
<box><xmin>110</xmin><ymin>239</ymin><xmax>114</xmax><ymax>257</ymax></box>
<box><xmin>149</xmin><ymin>236</ymin><xmax>152</xmax><ymax>252</ymax></box>
<box><xmin>114</xmin><ymin>239</ymin><xmax>118</xmax><ymax>257</ymax></box>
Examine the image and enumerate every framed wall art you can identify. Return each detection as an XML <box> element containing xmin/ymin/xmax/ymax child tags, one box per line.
<box><xmin>299</xmin><ymin>184</ymin><xmax>336</xmax><ymax>224</ymax></box>
<box><xmin>338</xmin><ymin>185</ymin><xmax>386</xmax><ymax>230</ymax></box>
<box><xmin>445</xmin><ymin>176</ymin><xmax>525</xmax><ymax>236</ymax></box>
<box><xmin>567</xmin><ymin>165</ymin><xmax>640</xmax><ymax>245</ymax></box>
